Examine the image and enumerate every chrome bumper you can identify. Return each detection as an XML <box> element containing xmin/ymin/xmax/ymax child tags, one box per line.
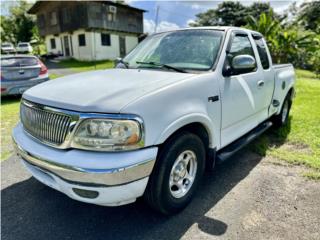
<box><xmin>12</xmin><ymin>123</ymin><xmax>157</xmax><ymax>187</ymax></box>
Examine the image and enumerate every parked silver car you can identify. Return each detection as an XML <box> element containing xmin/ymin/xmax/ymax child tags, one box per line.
<box><xmin>1</xmin><ymin>43</ymin><xmax>16</xmax><ymax>54</ymax></box>
<box><xmin>1</xmin><ymin>55</ymin><xmax>49</xmax><ymax>96</ymax></box>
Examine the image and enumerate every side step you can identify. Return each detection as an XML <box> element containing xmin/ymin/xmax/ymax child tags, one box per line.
<box><xmin>216</xmin><ymin>121</ymin><xmax>273</xmax><ymax>164</ymax></box>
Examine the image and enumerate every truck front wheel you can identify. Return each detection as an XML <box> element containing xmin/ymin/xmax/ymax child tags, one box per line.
<box><xmin>144</xmin><ymin>132</ymin><xmax>206</xmax><ymax>215</ymax></box>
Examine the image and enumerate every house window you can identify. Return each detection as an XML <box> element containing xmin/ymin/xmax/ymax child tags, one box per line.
<box><xmin>78</xmin><ymin>34</ymin><xmax>86</xmax><ymax>46</ymax></box>
<box><xmin>128</xmin><ymin>13</ymin><xmax>137</xmax><ymax>28</ymax></box>
<box><xmin>62</xmin><ymin>8</ymin><xmax>70</xmax><ymax>23</ymax></box>
<box><xmin>50</xmin><ymin>38</ymin><xmax>56</xmax><ymax>49</ymax></box>
<box><xmin>50</xmin><ymin>11</ymin><xmax>57</xmax><ymax>25</ymax></box>
<box><xmin>101</xmin><ymin>33</ymin><xmax>111</xmax><ymax>46</ymax></box>
<box><xmin>38</xmin><ymin>14</ymin><xmax>45</xmax><ymax>27</ymax></box>
<box><xmin>107</xmin><ymin>12</ymin><xmax>116</xmax><ymax>22</ymax></box>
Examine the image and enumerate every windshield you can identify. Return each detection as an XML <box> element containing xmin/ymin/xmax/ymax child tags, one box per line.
<box><xmin>124</xmin><ymin>30</ymin><xmax>224</xmax><ymax>71</ymax></box>
<box><xmin>18</xmin><ymin>43</ymin><xmax>29</xmax><ymax>47</ymax></box>
<box><xmin>2</xmin><ymin>44</ymin><xmax>12</xmax><ymax>48</ymax></box>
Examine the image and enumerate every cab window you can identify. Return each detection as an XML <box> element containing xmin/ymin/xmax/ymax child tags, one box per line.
<box><xmin>253</xmin><ymin>37</ymin><xmax>270</xmax><ymax>69</ymax></box>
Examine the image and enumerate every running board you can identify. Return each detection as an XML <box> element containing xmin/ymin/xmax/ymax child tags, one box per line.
<box><xmin>216</xmin><ymin>121</ymin><xmax>273</xmax><ymax>164</ymax></box>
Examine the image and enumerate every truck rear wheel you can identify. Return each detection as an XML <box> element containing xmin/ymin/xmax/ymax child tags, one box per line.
<box><xmin>144</xmin><ymin>132</ymin><xmax>206</xmax><ymax>215</ymax></box>
<box><xmin>272</xmin><ymin>94</ymin><xmax>292</xmax><ymax>128</ymax></box>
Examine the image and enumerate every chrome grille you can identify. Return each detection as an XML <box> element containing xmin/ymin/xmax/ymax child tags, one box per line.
<box><xmin>20</xmin><ymin>101</ymin><xmax>72</xmax><ymax>145</ymax></box>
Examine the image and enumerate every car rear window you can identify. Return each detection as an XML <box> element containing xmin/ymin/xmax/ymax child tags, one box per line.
<box><xmin>2</xmin><ymin>44</ymin><xmax>12</xmax><ymax>48</ymax></box>
<box><xmin>1</xmin><ymin>57</ymin><xmax>38</xmax><ymax>67</ymax></box>
<box><xmin>18</xmin><ymin>43</ymin><xmax>29</xmax><ymax>47</ymax></box>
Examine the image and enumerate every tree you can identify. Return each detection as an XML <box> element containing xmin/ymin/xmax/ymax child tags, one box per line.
<box><xmin>297</xmin><ymin>1</ymin><xmax>320</xmax><ymax>34</ymax></box>
<box><xmin>0</xmin><ymin>0</ymin><xmax>36</xmax><ymax>44</ymax></box>
<box><xmin>190</xmin><ymin>1</ymin><xmax>279</xmax><ymax>27</ymax></box>
<box><xmin>246</xmin><ymin>11</ymin><xmax>318</xmax><ymax>67</ymax></box>
<box><xmin>191</xmin><ymin>2</ymin><xmax>247</xmax><ymax>27</ymax></box>
<box><xmin>1</xmin><ymin>16</ymin><xmax>16</xmax><ymax>43</ymax></box>
<box><xmin>246</xmin><ymin>2</ymin><xmax>277</xmax><ymax>21</ymax></box>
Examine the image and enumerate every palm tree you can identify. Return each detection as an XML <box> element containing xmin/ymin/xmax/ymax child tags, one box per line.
<box><xmin>246</xmin><ymin>11</ymin><xmax>316</xmax><ymax>65</ymax></box>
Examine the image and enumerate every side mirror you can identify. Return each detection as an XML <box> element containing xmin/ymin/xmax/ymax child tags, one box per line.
<box><xmin>231</xmin><ymin>55</ymin><xmax>256</xmax><ymax>71</ymax></box>
<box><xmin>114</xmin><ymin>57</ymin><xmax>122</xmax><ymax>68</ymax></box>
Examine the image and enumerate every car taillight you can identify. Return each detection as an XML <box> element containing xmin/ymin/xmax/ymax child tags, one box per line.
<box><xmin>38</xmin><ymin>60</ymin><xmax>48</xmax><ymax>75</ymax></box>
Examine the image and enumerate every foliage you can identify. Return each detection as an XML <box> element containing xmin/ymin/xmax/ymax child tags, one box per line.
<box><xmin>190</xmin><ymin>2</ymin><xmax>277</xmax><ymax>27</ymax></box>
<box><xmin>0</xmin><ymin>0</ymin><xmax>36</xmax><ymax>44</ymax></box>
<box><xmin>246</xmin><ymin>2</ymin><xmax>280</xmax><ymax>22</ymax></box>
<box><xmin>1</xmin><ymin>16</ymin><xmax>16</xmax><ymax>43</ymax></box>
<box><xmin>191</xmin><ymin>2</ymin><xmax>247</xmax><ymax>27</ymax></box>
<box><xmin>246</xmin><ymin>11</ymin><xmax>319</xmax><ymax>72</ymax></box>
<box><xmin>297</xmin><ymin>1</ymin><xmax>320</xmax><ymax>34</ymax></box>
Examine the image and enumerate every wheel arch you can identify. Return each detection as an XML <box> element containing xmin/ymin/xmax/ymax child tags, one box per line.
<box><xmin>155</xmin><ymin>114</ymin><xmax>217</xmax><ymax>149</ymax></box>
<box><xmin>155</xmin><ymin>114</ymin><xmax>218</xmax><ymax>170</ymax></box>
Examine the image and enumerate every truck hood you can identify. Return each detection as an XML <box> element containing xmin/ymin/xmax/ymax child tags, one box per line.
<box><xmin>23</xmin><ymin>68</ymin><xmax>194</xmax><ymax>113</ymax></box>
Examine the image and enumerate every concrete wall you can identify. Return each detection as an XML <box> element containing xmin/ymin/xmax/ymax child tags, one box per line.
<box><xmin>45</xmin><ymin>35</ymin><xmax>63</xmax><ymax>55</ymax></box>
<box><xmin>44</xmin><ymin>29</ymin><xmax>139</xmax><ymax>61</ymax></box>
<box><xmin>91</xmin><ymin>31</ymin><xmax>120</xmax><ymax>60</ymax></box>
<box><xmin>125</xmin><ymin>35</ymin><xmax>138</xmax><ymax>54</ymax></box>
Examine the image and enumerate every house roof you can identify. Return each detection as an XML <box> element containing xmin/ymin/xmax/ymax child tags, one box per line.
<box><xmin>28</xmin><ymin>1</ymin><xmax>146</xmax><ymax>14</ymax></box>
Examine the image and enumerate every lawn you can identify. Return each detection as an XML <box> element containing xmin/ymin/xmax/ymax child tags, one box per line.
<box><xmin>251</xmin><ymin>70</ymin><xmax>320</xmax><ymax>178</ymax></box>
<box><xmin>1</xmin><ymin>70</ymin><xmax>320</xmax><ymax>180</ymax></box>
<box><xmin>57</xmin><ymin>59</ymin><xmax>114</xmax><ymax>72</ymax></box>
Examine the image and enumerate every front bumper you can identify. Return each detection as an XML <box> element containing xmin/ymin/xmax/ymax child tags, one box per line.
<box><xmin>12</xmin><ymin>123</ymin><xmax>158</xmax><ymax>206</ymax></box>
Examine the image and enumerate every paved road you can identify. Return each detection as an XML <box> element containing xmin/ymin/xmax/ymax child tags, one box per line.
<box><xmin>45</xmin><ymin>60</ymin><xmax>76</xmax><ymax>77</ymax></box>
<box><xmin>2</xmin><ymin>150</ymin><xmax>320</xmax><ymax>240</ymax></box>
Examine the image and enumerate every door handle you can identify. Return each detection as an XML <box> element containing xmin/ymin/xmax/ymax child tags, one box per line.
<box><xmin>257</xmin><ymin>80</ymin><xmax>265</xmax><ymax>88</ymax></box>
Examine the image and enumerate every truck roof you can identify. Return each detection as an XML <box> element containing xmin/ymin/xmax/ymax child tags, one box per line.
<box><xmin>154</xmin><ymin>26</ymin><xmax>262</xmax><ymax>37</ymax></box>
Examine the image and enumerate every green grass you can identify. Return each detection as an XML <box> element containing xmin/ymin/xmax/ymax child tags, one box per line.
<box><xmin>303</xmin><ymin>171</ymin><xmax>320</xmax><ymax>180</ymax></box>
<box><xmin>1</xmin><ymin>97</ymin><xmax>20</xmax><ymax>160</ymax></box>
<box><xmin>250</xmin><ymin>69</ymin><xmax>320</xmax><ymax>176</ymax></box>
<box><xmin>58</xmin><ymin>59</ymin><xmax>114</xmax><ymax>72</ymax></box>
<box><xmin>1</xmin><ymin>69</ymin><xmax>320</xmax><ymax>179</ymax></box>
<box><xmin>49</xmin><ymin>74</ymin><xmax>61</xmax><ymax>80</ymax></box>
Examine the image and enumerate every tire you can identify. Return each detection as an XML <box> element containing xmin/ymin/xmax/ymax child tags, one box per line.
<box><xmin>144</xmin><ymin>131</ymin><xmax>206</xmax><ymax>215</ymax></box>
<box><xmin>272</xmin><ymin>94</ymin><xmax>292</xmax><ymax>128</ymax></box>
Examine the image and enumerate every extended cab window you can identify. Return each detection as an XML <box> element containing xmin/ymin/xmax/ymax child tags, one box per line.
<box><xmin>227</xmin><ymin>34</ymin><xmax>256</xmax><ymax>74</ymax></box>
<box><xmin>253</xmin><ymin>38</ymin><xmax>270</xmax><ymax>69</ymax></box>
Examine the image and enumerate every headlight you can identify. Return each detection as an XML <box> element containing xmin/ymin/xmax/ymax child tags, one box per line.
<box><xmin>71</xmin><ymin>118</ymin><xmax>144</xmax><ymax>151</ymax></box>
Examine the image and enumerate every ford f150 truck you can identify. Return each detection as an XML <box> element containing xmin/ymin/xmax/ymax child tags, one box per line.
<box><xmin>13</xmin><ymin>27</ymin><xmax>295</xmax><ymax>214</ymax></box>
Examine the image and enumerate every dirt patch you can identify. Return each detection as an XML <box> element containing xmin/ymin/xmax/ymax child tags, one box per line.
<box><xmin>281</xmin><ymin>142</ymin><xmax>313</xmax><ymax>155</ymax></box>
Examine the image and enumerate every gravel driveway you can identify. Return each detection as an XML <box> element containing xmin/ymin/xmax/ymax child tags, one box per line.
<box><xmin>1</xmin><ymin>149</ymin><xmax>319</xmax><ymax>240</ymax></box>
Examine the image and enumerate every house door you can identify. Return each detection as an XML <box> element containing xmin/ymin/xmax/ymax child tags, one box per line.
<box><xmin>119</xmin><ymin>36</ymin><xmax>126</xmax><ymax>57</ymax></box>
<box><xmin>64</xmin><ymin>36</ymin><xmax>70</xmax><ymax>57</ymax></box>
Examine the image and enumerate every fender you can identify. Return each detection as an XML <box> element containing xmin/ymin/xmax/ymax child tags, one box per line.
<box><xmin>274</xmin><ymin>67</ymin><xmax>295</xmax><ymax>115</ymax></box>
<box><xmin>155</xmin><ymin>113</ymin><xmax>219</xmax><ymax>149</ymax></box>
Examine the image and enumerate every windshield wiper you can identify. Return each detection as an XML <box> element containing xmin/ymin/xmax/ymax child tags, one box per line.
<box><xmin>136</xmin><ymin>61</ymin><xmax>188</xmax><ymax>73</ymax></box>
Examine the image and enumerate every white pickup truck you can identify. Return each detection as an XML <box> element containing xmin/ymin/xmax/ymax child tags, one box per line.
<box><xmin>13</xmin><ymin>27</ymin><xmax>295</xmax><ymax>214</ymax></box>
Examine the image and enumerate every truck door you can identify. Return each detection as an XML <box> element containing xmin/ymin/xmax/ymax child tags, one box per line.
<box><xmin>219</xmin><ymin>31</ymin><xmax>265</xmax><ymax>147</ymax></box>
<box><xmin>251</xmin><ymin>34</ymin><xmax>274</xmax><ymax>119</ymax></box>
